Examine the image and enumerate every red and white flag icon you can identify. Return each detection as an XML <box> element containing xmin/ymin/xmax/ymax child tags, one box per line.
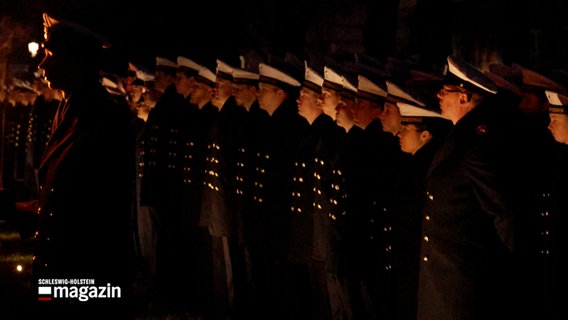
<box><xmin>38</xmin><ymin>286</ymin><xmax>52</xmax><ymax>301</ymax></box>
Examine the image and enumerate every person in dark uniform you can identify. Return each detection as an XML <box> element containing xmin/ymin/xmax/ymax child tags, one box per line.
<box><xmin>389</xmin><ymin>101</ymin><xmax>451</xmax><ymax>320</ymax></box>
<box><xmin>156</xmin><ymin>54</ymin><xmax>206</xmax><ymax>317</ymax></box>
<box><xmin>287</xmin><ymin>62</ymin><xmax>340</xmax><ymax>320</ymax></box>
<box><xmin>333</xmin><ymin>65</ymin><xmax>376</xmax><ymax>320</ymax></box>
<box><xmin>313</xmin><ymin>62</ymin><xmax>356</xmax><ymax>320</ymax></box>
<box><xmin>417</xmin><ymin>55</ymin><xmax>518</xmax><ymax>320</ymax></box>
<box><xmin>12</xmin><ymin>12</ymin><xmax>136</xmax><ymax>318</ymax></box>
<box><xmin>378</xmin><ymin>78</ymin><xmax>442</xmax><ymax>320</ymax></box>
<box><xmin>249</xmin><ymin>56</ymin><xmax>308</xmax><ymax>319</ymax></box>
<box><xmin>230</xmin><ymin>65</ymin><xmax>267</xmax><ymax>318</ymax></box>
<box><xmin>180</xmin><ymin>63</ymin><xmax>218</xmax><ymax>318</ymax></box>
<box><xmin>126</xmin><ymin>68</ymin><xmax>159</xmax><ymax>311</ymax></box>
<box><xmin>200</xmin><ymin>58</ymin><xmax>245</xmax><ymax>320</ymax></box>
<box><xmin>498</xmin><ymin>65</ymin><xmax>567</xmax><ymax>320</ymax></box>
<box><xmin>138</xmin><ymin>55</ymin><xmax>187</xmax><ymax>310</ymax></box>
<box><xmin>348</xmin><ymin>64</ymin><xmax>411</xmax><ymax>320</ymax></box>
<box><xmin>331</xmin><ymin>68</ymin><xmax>370</xmax><ymax>320</ymax></box>
<box><xmin>536</xmin><ymin>89</ymin><xmax>568</xmax><ymax>320</ymax></box>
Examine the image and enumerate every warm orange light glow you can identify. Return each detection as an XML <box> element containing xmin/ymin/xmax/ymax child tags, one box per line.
<box><xmin>28</xmin><ymin>42</ymin><xmax>39</xmax><ymax>58</ymax></box>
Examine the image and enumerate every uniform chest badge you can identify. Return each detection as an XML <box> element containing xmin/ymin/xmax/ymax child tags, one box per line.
<box><xmin>476</xmin><ymin>124</ymin><xmax>488</xmax><ymax>135</ymax></box>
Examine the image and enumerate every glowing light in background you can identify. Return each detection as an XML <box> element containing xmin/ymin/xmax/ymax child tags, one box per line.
<box><xmin>28</xmin><ymin>42</ymin><xmax>39</xmax><ymax>58</ymax></box>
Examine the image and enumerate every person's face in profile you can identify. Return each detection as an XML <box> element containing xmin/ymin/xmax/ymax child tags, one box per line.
<box><xmin>335</xmin><ymin>100</ymin><xmax>355</xmax><ymax>132</ymax></box>
<box><xmin>548</xmin><ymin>112</ymin><xmax>568</xmax><ymax>144</ymax></box>
<box><xmin>397</xmin><ymin>123</ymin><xmax>430</xmax><ymax>155</ymax></box>
<box><xmin>380</xmin><ymin>101</ymin><xmax>402</xmax><ymax>135</ymax></box>
<box><xmin>38</xmin><ymin>45</ymin><xmax>87</xmax><ymax>92</ymax></box>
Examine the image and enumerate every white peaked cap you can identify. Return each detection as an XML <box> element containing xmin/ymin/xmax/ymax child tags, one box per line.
<box><xmin>358</xmin><ymin>74</ymin><xmax>387</xmax><ymax>97</ymax></box>
<box><xmin>397</xmin><ymin>102</ymin><xmax>444</xmax><ymax>118</ymax></box>
<box><xmin>324</xmin><ymin>66</ymin><xmax>343</xmax><ymax>87</ymax></box>
<box><xmin>386</xmin><ymin>81</ymin><xmax>425</xmax><ymax>106</ymax></box>
<box><xmin>137</xmin><ymin>69</ymin><xmax>155</xmax><ymax>82</ymax></box>
<box><xmin>259</xmin><ymin>63</ymin><xmax>301</xmax><ymax>87</ymax></box>
<box><xmin>216</xmin><ymin>59</ymin><xmax>237</xmax><ymax>80</ymax></box>
<box><xmin>233</xmin><ymin>68</ymin><xmax>259</xmax><ymax>81</ymax></box>
<box><xmin>101</xmin><ymin>77</ymin><xmax>118</xmax><ymax>89</ymax></box>
<box><xmin>128</xmin><ymin>62</ymin><xmax>138</xmax><ymax>72</ymax></box>
<box><xmin>197</xmin><ymin>65</ymin><xmax>217</xmax><ymax>85</ymax></box>
<box><xmin>342</xmin><ymin>76</ymin><xmax>357</xmax><ymax>93</ymax></box>
<box><xmin>156</xmin><ymin>57</ymin><xmax>177</xmax><ymax>69</ymax></box>
<box><xmin>177</xmin><ymin>56</ymin><xmax>201</xmax><ymax>72</ymax></box>
<box><xmin>304</xmin><ymin>64</ymin><xmax>324</xmax><ymax>88</ymax></box>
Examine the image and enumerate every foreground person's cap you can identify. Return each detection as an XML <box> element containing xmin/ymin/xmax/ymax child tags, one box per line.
<box><xmin>43</xmin><ymin>12</ymin><xmax>111</xmax><ymax>58</ymax></box>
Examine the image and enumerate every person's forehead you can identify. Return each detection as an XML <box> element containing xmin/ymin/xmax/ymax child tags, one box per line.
<box><xmin>216</xmin><ymin>77</ymin><xmax>232</xmax><ymax>85</ymax></box>
<box><xmin>385</xmin><ymin>101</ymin><xmax>398</xmax><ymax>109</ymax></box>
<box><xmin>355</xmin><ymin>97</ymin><xmax>375</xmax><ymax>106</ymax></box>
<box><xmin>177</xmin><ymin>71</ymin><xmax>191</xmax><ymax>78</ymax></box>
<box><xmin>321</xmin><ymin>87</ymin><xmax>341</xmax><ymax>99</ymax></box>
<box><xmin>155</xmin><ymin>69</ymin><xmax>169</xmax><ymax>76</ymax></box>
<box><xmin>340</xmin><ymin>95</ymin><xmax>356</xmax><ymax>104</ymax></box>
<box><xmin>234</xmin><ymin>82</ymin><xmax>250</xmax><ymax>88</ymax></box>
<box><xmin>196</xmin><ymin>81</ymin><xmax>211</xmax><ymax>89</ymax></box>
<box><xmin>550</xmin><ymin>113</ymin><xmax>568</xmax><ymax>119</ymax></box>
<box><xmin>322</xmin><ymin>87</ymin><xmax>340</xmax><ymax>95</ymax></box>
<box><xmin>259</xmin><ymin>82</ymin><xmax>278</xmax><ymax>90</ymax></box>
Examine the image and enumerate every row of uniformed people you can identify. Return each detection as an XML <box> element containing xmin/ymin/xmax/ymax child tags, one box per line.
<box><xmin>119</xmin><ymin>51</ymin><xmax>567</xmax><ymax>320</ymax></box>
<box><xmin>0</xmin><ymin>78</ymin><xmax>61</xmax><ymax>205</ymax></box>
<box><xmin>125</xmin><ymin>50</ymin><xmax>446</xmax><ymax>320</ymax></box>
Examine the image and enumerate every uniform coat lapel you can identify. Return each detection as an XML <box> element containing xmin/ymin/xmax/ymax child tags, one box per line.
<box><xmin>37</xmin><ymin>97</ymin><xmax>82</xmax><ymax>182</ymax></box>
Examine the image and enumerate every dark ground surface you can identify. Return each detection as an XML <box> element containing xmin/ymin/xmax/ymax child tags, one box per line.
<box><xmin>0</xmin><ymin>219</ymin><xmax>34</xmax><ymax>319</ymax></box>
<box><xmin>0</xmin><ymin>219</ymin><xmax>199</xmax><ymax>320</ymax></box>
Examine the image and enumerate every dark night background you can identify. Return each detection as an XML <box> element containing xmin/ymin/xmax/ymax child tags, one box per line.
<box><xmin>0</xmin><ymin>1</ymin><xmax>567</xmax><ymax>318</ymax></box>
<box><xmin>1</xmin><ymin>0</ymin><xmax>568</xmax><ymax>82</ymax></box>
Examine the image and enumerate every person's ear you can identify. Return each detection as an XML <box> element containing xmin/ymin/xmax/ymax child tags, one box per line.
<box><xmin>420</xmin><ymin>130</ymin><xmax>432</xmax><ymax>142</ymax></box>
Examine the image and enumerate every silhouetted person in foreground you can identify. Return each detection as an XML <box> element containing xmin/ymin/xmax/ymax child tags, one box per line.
<box><xmin>12</xmin><ymin>12</ymin><xmax>136</xmax><ymax>319</ymax></box>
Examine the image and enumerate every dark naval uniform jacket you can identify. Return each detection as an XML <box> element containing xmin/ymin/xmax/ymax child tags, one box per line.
<box><xmin>335</xmin><ymin>125</ymin><xmax>365</xmax><ymax>279</ymax></box>
<box><xmin>345</xmin><ymin>119</ymin><xmax>409</xmax><ymax>280</ymax></box>
<box><xmin>387</xmin><ymin>139</ymin><xmax>444</xmax><ymax>320</ymax></box>
<box><xmin>139</xmin><ymin>82</ymin><xmax>185</xmax><ymax>210</ymax></box>
<box><xmin>311</xmin><ymin>113</ymin><xmax>346</xmax><ymax>271</ymax></box>
<box><xmin>200</xmin><ymin>96</ymin><xmax>245</xmax><ymax>237</ymax></box>
<box><xmin>138</xmin><ymin>83</ymin><xmax>186</xmax><ymax>287</ymax></box>
<box><xmin>180</xmin><ymin>100</ymin><xmax>216</xmax><ymax>224</ymax></box>
<box><xmin>287</xmin><ymin>113</ymin><xmax>320</xmax><ymax>265</ymax></box>
<box><xmin>417</xmin><ymin>102</ymin><xmax>517</xmax><ymax>320</ymax></box>
<box><xmin>250</xmin><ymin>98</ymin><xmax>308</xmax><ymax>260</ymax></box>
<box><xmin>233</xmin><ymin>101</ymin><xmax>268</xmax><ymax>246</ymax></box>
<box><xmin>516</xmin><ymin>141</ymin><xmax>568</xmax><ymax>320</ymax></box>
